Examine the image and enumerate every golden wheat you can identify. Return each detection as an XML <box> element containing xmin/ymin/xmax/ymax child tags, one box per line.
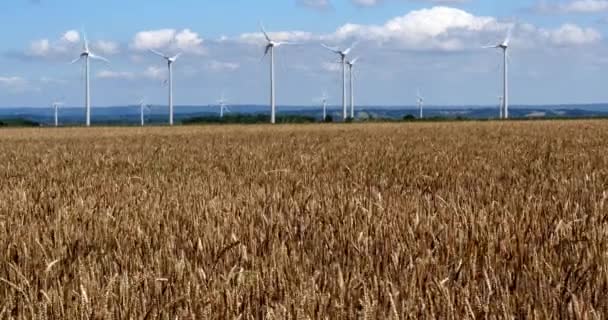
<box><xmin>0</xmin><ymin>121</ymin><xmax>607</xmax><ymax>319</ymax></box>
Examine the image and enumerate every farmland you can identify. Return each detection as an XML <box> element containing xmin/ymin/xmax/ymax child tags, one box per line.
<box><xmin>1</xmin><ymin>121</ymin><xmax>607</xmax><ymax>319</ymax></box>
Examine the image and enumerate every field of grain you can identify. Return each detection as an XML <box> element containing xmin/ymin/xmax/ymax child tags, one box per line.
<box><xmin>1</xmin><ymin>121</ymin><xmax>607</xmax><ymax>319</ymax></box>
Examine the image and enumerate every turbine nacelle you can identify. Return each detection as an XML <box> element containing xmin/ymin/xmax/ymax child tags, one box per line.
<box><xmin>71</xmin><ymin>31</ymin><xmax>110</xmax><ymax>64</ymax></box>
<box><xmin>346</xmin><ymin>57</ymin><xmax>360</xmax><ymax>68</ymax></box>
<box><xmin>260</xmin><ymin>24</ymin><xmax>293</xmax><ymax>57</ymax></box>
<box><xmin>150</xmin><ymin>49</ymin><xmax>182</xmax><ymax>64</ymax></box>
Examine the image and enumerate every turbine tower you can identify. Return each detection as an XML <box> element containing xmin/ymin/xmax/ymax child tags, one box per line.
<box><xmin>322</xmin><ymin>43</ymin><xmax>355</xmax><ymax>121</ymax></box>
<box><xmin>485</xmin><ymin>27</ymin><xmax>512</xmax><ymax>119</ymax></box>
<box><xmin>139</xmin><ymin>99</ymin><xmax>149</xmax><ymax>127</ymax></box>
<box><xmin>498</xmin><ymin>96</ymin><xmax>504</xmax><ymax>119</ymax></box>
<box><xmin>261</xmin><ymin>23</ymin><xmax>292</xmax><ymax>124</ymax></box>
<box><xmin>70</xmin><ymin>32</ymin><xmax>109</xmax><ymax>127</ymax></box>
<box><xmin>346</xmin><ymin>57</ymin><xmax>359</xmax><ymax>120</ymax></box>
<box><xmin>417</xmin><ymin>90</ymin><xmax>424</xmax><ymax>119</ymax></box>
<box><xmin>322</xmin><ymin>92</ymin><xmax>328</xmax><ymax>122</ymax></box>
<box><xmin>52</xmin><ymin>101</ymin><xmax>64</xmax><ymax>127</ymax></box>
<box><xmin>150</xmin><ymin>50</ymin><xmax>181</xmax><ymax>126</ymax></box>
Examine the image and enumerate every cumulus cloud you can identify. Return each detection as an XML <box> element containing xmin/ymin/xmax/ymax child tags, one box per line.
<box><xmin>542</xmin><ymin>24</ymin><xmax>601</xmax><ymax>45</ymax></box>
<box><xmin>236</xmin><ymin>6</ymin><xmax>601</xmax><ymax>52</ymax></box>
<box><xmin>94</xmin><ymin>40</ymin><xmax>120</xmax><ymax>55</ymax></box>
<box><xmin>131</xmin><ymin>29</ymin><xmax>205</xmax><ymax>55</ymax></box>
<box><xmin>62</xmin><ymin>30</ymin><xmax>80</xmax><ymax>43</ymax></box>
<box><xmin>322</xmin><ymin>6</ymin><xmax>505</xmax><ymax>51</ymax></box>
<box><xmin>25</xmin><ymin>30</ymin><xmax>119</xmax><ymax>59</ymax></box>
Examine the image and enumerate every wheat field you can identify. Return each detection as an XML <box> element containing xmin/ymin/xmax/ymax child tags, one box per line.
<box><xmin>0</xmin><ymin>121</ymin><xmax>607</xmax><ymax>319</ymax></box>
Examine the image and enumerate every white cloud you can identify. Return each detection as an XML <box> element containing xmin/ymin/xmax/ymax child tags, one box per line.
<box><xmin>206</xmin><ymin>60</ymin><xmax>240</xmax><ymax>72</ymax></box>
<box><xmin>143</xmin><ymin>66</ymin><xmax>166</xmax><ymax>80</ymax></box>
<box><xmin>25</xmin><ymin>30</ymin><xmax>118</xmax><ymax>59</ymax></box>
<box><xmin>27</xmin><ymin>39</ymin><xmax>51</xmax><ymax>56</ymax></box>
<box><xmin>534</xmin><ymin>0</ymin><xmax>608</xmax><ymax>14</ymax></box>
<box><xmin>323</xmin><ymin>6</ymin><xmax>503</xmax><ymax>51</ymax></box>
<box><xmin>543</xmin><ymin>23</ymin><xmax>601</xmax><ymax>46</ymax></box>
<box><xmin>238</xmin><ymin>6</ymin><xmax>601</xmax><ymax>52</ymax></box>
<box><xmin>132</xmin><ymin>29</ymin><xmax>205</xmax><ymax>55</ymax></box>
<box><xmin>94</xmin><ymin>40</ymin><xmax>120</xmax><ymax>55</ymax></box>
<box><xmin>96</xmin><ymin>70</ymin><xmax>135</xmax><ymax>80</ymax></box>
<box><xmin>0</xmin><ymin>76</ymin><xmax>29</xmax><ymax>93</ymax></box>
<box><xmin>62</xmin><ymin>30</ymin><xmax>80</xmax><ymax>43</ymax></box>
<box><xmin>238</xmin><ymin>30</ymin><xmax>315</xmax><ymax>45</ymax></box>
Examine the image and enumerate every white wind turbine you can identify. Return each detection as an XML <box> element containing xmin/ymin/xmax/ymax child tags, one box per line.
<box><xmin>322</xmin><ymin>43</ymin><xmax>355</xmax><ymax>121</ymax></box>
<box><xmin>346</xmin><ymin>57</ymin><xmax>359</xmax><ymax>119</ymax></box>
<box><xmin>260</xmin><ymin>23</ymin><xmax>293</xmax><ymax>124</ymax></box>
<box><xmin>150</xmin><ymin>49</ymin><xmax>182</xmax><ymax>126</ymax></box>
<box><xmin>484</xmin><ymin>26</ymin><xmax>512</xmax><ymax>119</ymax></box>
<box><xmin>217</xmin><ymin>94</ymin><xmax>230</xmax><ymax>119</ymax></box>
<box><xmin>315</xmin><ymin>91</ymin><xmax>329</xmax><ymax>122</ymax></box>
<box><xmin>417</xmin><ymin>89</ymin><xmax>424</xmax><ymax>119</ymax></box>
<box><xmin>139</xmin><ymin>98</ymin><xmax>149</xmax><ymax>127</ymax></box>
<box><xmin>51</xmin><ymin>100</ymin><xmax>64</xmax><ymax>127</ymax></box>
<box><xmin>70</xmin><ymin>31</ymin><xmax>109</xmax><ymax>127</ymax></box>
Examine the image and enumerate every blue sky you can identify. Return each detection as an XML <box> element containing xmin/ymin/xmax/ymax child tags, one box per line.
<box><xmin>1</xmin><ymin>0</ymin><xmax>608</xmax><ymax>107</ymax></box>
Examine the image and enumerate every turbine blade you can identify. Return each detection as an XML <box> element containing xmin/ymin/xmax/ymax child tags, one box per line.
<box><xmin>259</xmin><ymin>22</ymin><xmax>272</xmax><ymax>42</ymax></box>
<box><xmin>149</xmin><ymin>49</ymin><xmax>168</xmax><ymax>59</ymax></box>
<box><xmin>503</xmin><ymin>25</ymin><xmax>514</xmax><ymax>47</ymax></box>
<box><xmin>321</xmin><ymin>44</ymin><xmax>341</xmax><ymax>54</ymax></box>
<box><xmin>171</xmin><ymin>53</ymin><xmax>182</xmax><ymax>61</ymax></box>
<box><xmin>263</xmin><ymin>44</ymin><xmax>271</xmax><ymax>58</ymax></box>
<box><xmin>343</xmin><ymin>41</ymin><xmax>358</xmax><ymax>55</ymax></box>
<box><xmin>89</xmin><ymin>53</ymin><xmax>110</xmax><ymax>63</ymax></box>
<box><xmin>70</xmin><ymin>56</ymin><xmax>82</xmax><ymax>64</ymax></box>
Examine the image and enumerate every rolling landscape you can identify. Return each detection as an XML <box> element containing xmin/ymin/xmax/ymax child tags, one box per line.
<box><xmin>2</xmin><ymin>104</ymin><xmax>608</xmax><ymax>127</ymax></box>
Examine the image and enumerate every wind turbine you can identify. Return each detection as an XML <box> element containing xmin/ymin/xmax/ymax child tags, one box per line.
<box><xmin>139</xmin><ymin>98</ymin><xmax>149</xmax><ymax>127</ymax></box>
<box><xmin>217</xmin><ymin>94</ymin><xmax>230</xmax><ymax>119</ymax></box>
<box><xmin>315</xmin><ymin>92</ymin><xmax>329</xmax><ymax>122</ymax></box>
<box><xmin>260</xmin><ymin>23</ymin><xmax>293</xmax><ymax>124</ymax></box>
<box><xmin>417</xmin><ymin>89</ymin><xmax>424</xmax><ymax>119</ymax></box>
<box><xmin>51</xmin><ymin>100</ymin><xmax>64</xmax><ymax>127</ymax></box>
<box><xmin>70</xmin><ymin>31</ymin><xmax>109</xmax><ymax>127</ymax></box>
<box><xmin>322</xmin><ymin>42</ymin><xmax>355</xmax><ymax>121</ymax></box>
<box><xmin>484</xmin><ymin>26</ymin><xmax>512</xmax><ymax>119</ymax></box>
<box><xmin>150</xmin><ymin>49</ymin><xmax>182</xmax><ymax>126</ymax></box>
<box><xmin>346</xmin><ymin>57</ymin><xmax>359</xmax><ymax>120</ymax></box>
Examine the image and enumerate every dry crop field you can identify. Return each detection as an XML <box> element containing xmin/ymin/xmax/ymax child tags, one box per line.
<box><xmin>1</xmin><ymin>121</ymin><xmax>608</xmax><ymax>319</ymax></box>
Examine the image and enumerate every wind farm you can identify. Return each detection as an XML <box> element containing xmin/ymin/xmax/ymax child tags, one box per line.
<box><xmin>1</xmin><ymin>2</ymin><xmax>608</xmax><ymax>319</ymax></box>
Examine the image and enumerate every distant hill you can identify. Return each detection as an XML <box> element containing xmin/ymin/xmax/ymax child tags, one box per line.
<box><xmin>1</xmin><ymin>104</ymin><xmax>608</xmax><ymax>126</ymax></box>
